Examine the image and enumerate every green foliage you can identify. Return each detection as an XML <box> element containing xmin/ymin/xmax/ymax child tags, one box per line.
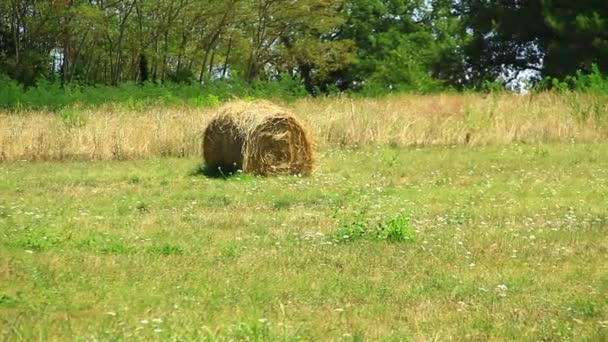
<box><xmin>1</xmin><ymin>0</ymin><xmax>607</xmax><ymax>96</ymax></box>
<box><xmin>335</xmin><ymin>0</ymin><xmax>464</xmax><ymax>92</ymax></box>
<box><xmin>541</xmin><ymin>1</ymin><xmax>608</xmax><ymax>79</ymax></box>
<box><xmin>272</xmin><ymin>198</ymin><xmax>293</xmax><ymax>210</ymax></box>
<box><xmin>0</xmin><ymin>77</ymin><xmax>311</xmax><ymax>111</ymax></box>
<box><xmin>0</xmin><ymin>294</ymin><xmax>18</xmax><ymax>308</ymax></box>
<box><xmin>481</xmin><ymin>80</ymin><xmax>508</xmax><ymax>93</ymax></box>
<box><xmin>148</xmin><ymin>245</ymin><xmax>185</xmax><ymax>256</ymax></box>
<box><xmin>376</xmin><ymin>214</ymin><xmax>414</xmax><ymax>242</ymax></box>
<box><xmin>538</xmin><ymin>64</ymin><xmax>608</xmax><ymax>94</ymax></box>
<box><xmin>568</xmin><ymin>298</ymin><xmax>602</xmax><ymax>319</ymax></box>
<box><xmin>0</xmin><ymin>0</ymin><xmax>351</xmax><ymax>93</ymax></box>
<box><xmin>189</xmin><ymin>94</ymin><xmax>220</xmax><ymax>108</ymax></box>
<box><xmin>571</xmin><ymin>65</ymin><xmax>608</xmax><ymax>93</ymax></box>
<box><xmin>58</xmin><ymin>108</ymin><xmax>87</xmax><ymax>128</ymax></box>
<box><xmin>0</xmin><ymin>75</ymin><xmax>23</xmax><ymax>109</ymax></box>
<box><xmin>461</xmin><ymin>0</ymin><xmax>608</xmax><ymax>86</ymax></box>
<box><xmin>332</xmin><ymin>209</ymin><xmax>414</xmax><ymax>243</ymax></box>
<box><xmin>99</xmin><ymin>243</ymin><xmax>135</xmax><ymax>255</ymax></box>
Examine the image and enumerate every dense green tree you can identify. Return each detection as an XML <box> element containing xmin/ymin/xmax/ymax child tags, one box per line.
<box><xmin>0</xmin><ymin>0</ymin><xmax>62</xmax><ymax>85</ymax></box>
<box><xmin>461</xmin><ymin>0</ymin><xmax>608</xmax><ymax>86</ymax></box>
<box><xmin>219</xmin><ymin>0</ymin><xmax>355</xmax><ymax>95</ymax></box>
<box><xmin>541</xmin><ymin>0</ymin><xmax>608</xmax><ymax>78</ymax></box>
<box><xmin>331</xmin><ymin>0</ymin><xmax>466</xmax><ymax>92</ymax></box>
<box><xmin>0</xmin><ymin>0</ymin><xmax>606</xmax><ymax>92</ymax></box>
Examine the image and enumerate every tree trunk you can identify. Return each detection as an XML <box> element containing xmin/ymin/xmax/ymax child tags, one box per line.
<box><xmin>112</xmin><ymin>0</ymin><xmax>136</xmax><ymax>85</ymax></box>
<box><xmin>222</xmin><ymin>35</ymin><xmax>233</xmax><ymax>78</ymax></box>
<box><xmin>139</xmin><ymin>53</ymin><xmax>149</xmax><ymax>83</ymax></box>
<box><xmin>208</xmin><ymin>47</ymin><xmax>216</xmax><ymax>78</ymax></box>
<box><xmin>199</xmin><ymin>49</ymin><xmax>210</xmax><ymax>83</ymax></box>
<box><xmin>161</xmin><ymin>31</ymin><xmax>168</xmax><ymax>83</ymax></box>
<box><xmin>298</xmin><ymin>62</ymin><xmax>315</xmax><ymax>95</ymax></box>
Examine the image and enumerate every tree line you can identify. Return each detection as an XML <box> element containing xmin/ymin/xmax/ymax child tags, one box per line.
<box><xmin>1</xmin><ymin>0</ymin><xmax>606</xmax><ymax>93</ymax></box>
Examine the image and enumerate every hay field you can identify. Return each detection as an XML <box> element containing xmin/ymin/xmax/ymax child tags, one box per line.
<box><xmin>1</xmin><ymin>94</ymin><xmax>608</xmax><ymax>340</ymax></box>
<box><xmin>1</xmin><ymin>93</ymin><xmax>607</xmax><ymax>161</ymax></box>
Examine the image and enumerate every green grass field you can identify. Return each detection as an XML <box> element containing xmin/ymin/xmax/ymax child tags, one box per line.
<box><xmin>1</xmin><ymin>144</ymin><xmax>607</xmax><ymax>340</ymax></box>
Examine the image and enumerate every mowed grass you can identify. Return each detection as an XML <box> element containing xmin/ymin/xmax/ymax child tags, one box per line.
<box><xmin>1</xmin><ymin>144</ymin><xmax>608</xmax><ymax>340</ymax></box>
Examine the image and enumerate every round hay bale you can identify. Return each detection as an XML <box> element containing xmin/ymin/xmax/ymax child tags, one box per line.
<box><xmin>203</xmin><ymin>100</ymin><xmax>314</xmax><ymax>176</ymax></box>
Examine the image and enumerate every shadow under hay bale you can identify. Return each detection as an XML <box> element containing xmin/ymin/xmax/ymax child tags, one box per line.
<box><xmin>203</xmin><ymin>100</ymin><xmax>314</xmax><ymax>176</ymax></box>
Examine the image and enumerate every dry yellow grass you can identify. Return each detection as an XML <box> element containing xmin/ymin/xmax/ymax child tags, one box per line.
<box><xmin>0</xmin><ymin>93</ymin><xmax>606</xmax><ymax>161</ymax></box>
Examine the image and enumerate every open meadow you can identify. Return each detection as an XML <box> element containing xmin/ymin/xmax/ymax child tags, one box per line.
<box><xmin>1</xmin><ymin>95</ymin><xmax>608</xmax><ymax>340</ymax></box>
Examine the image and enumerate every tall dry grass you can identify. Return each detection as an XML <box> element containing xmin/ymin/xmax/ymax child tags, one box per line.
<box><xmin>0</xmin><ymin>93</ymin><xmax>606</xmax><ymax>161</ymax></box>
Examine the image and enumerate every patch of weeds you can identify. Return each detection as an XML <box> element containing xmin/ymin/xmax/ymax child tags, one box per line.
<box><xmin>531</xmin><ymin>146</ymin><xmax>549</xmax><ymax>158</ymax></box>
<box><xmin>128</xmin><ymin>176</ymin><xmax>142</xmax><ymax>184</ymax></box>
<box><xmin>272</xmin><ymin>198</ymin><xmax>294</xmax><ymax>210</ymax></box>
<box><xmin>331</xmin><ymin>208</ymin><xmax>415</xmax><ymax>243</ymax></box>
<box><xmin>219</xmin><ymin>241</ymin><xmax>242</xmax><ymax>261</ymax></box>
<box><xmin>135</xmin><ymin>201</ymin><xmax>150</xmax><ymax>213</ymax></box>
<box><xmin>0</xmin><ymin>294</ymin><xmax>17</xmax><ymax>308</ymax></box>
<box><xmin>434</xmin><ymin>178</ymin><xmax>449</xmax><ymax>186</ymax></box>
<box><xmin>206</xmin><ymin>194</ymin><xmax>231</xmax><ymax>207</ymax></box>
<box><xmin>471</xmin><ymin>318</ymin><xmax>495</xmax><ymax>333</ymax></box>
<box><xmin>99</xmin><ymin>243</ymin><xmax>135</xmax><ymax>255</ymax></box>
<box><xmin>332</xmin><ymin>209</ymin><xmax>368</xmax><ymax>241</ymax></box>
<box><xmin>58</xmin><ymin>108</ymin><xmax>87</xmax><ymax>128</ymax></box>
<box><xmin>74</xmin><ymin>235</ymin><xmax>105</xmax><ymax>249</ymax></box>
<box><xmin>248</xmin><ymin>225</ymin><xmax>269</xmax><ymax>236</ymax></box>
<box><xmin>15</xmin><ymin>231</ymin><xmax>61</xmax><ymax>251</ymax></box>
<box><xmin>15</xmin><ymin>239</ymin><xmax>45</xmax><ymax>252</ymax></box>
<box><xmin>148</xmin><ymin>245</ymin><xmax>184</xmax><ymax>256</ymax></box>
<box><xmin>382</xmin><ymin>151</ymin><xmax>401</xmax><ymax>168</ymax></box>
<box><xmin>568</xmin><ymin>298</ymin><xmax>601</xmax><ymax>319</ymax></box>
<box><xmin>351</xmin><ymin>332</ymin><xmax>366</xmax><ymax>342</ymax></box>
<box><xmin>447</xmin><ymin>210</ymin><xmax>472</xmax><ymax>226</ymax></box>
<box><xmin>226</xmin><ymin>321</ymin><xmax>271</xmax><ymax>340</ymax></box>
<box><xmin>376</xmin><ymin>215</ymin><xmax>415</xmax><ymax>242</ymax></box>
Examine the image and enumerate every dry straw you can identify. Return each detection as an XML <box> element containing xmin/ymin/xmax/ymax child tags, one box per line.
<box><xmin>1</xmin><ymin>94</ymin><xmax>607</xmax><ymax>162</ymax></box>
<box><xmin>203</xmin><ymin>100</ymin><xmax>314</xmax><ymax>176</ymax></box>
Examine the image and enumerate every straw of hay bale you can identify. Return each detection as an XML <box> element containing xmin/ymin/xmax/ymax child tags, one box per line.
<box><xmin>203</xmin><ymin>100</ymin><xmax>314</xmax><ymax>176</ymax></box>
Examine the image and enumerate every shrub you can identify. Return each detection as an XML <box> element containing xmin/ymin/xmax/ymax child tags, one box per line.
<box><xmin>538</xmin><ymin>64</ymin><xmax>608</xmax><ymax>94</ymax></box>
<box><xmin>0</xmin><ymin>75</ymin><xmax>311</xmax><ymax>111</ymax></box>
<box><xmin>332</xmin><ymin>208</ymin><xmax>415</xmax><ymax>243</ymax></box>
<box><xmin>58</xmin><ymin>108</ymin><xmax>87</xmax><ymax>128</ymax></box>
